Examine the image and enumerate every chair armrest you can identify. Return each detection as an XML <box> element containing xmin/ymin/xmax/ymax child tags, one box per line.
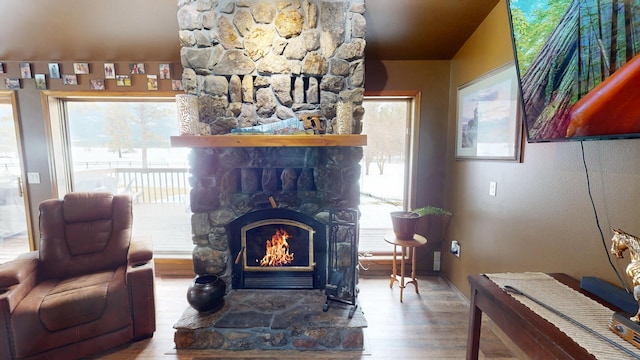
<box><xmin>0</xmin><ymin>251</ymin><xmax>39</xmax><ymax>315</ymax></box>
<box><xmin>126</xmin><ymin>260</ymin><xmax>156</xmax><ymax>338</ymax></box>
<box><xmin>128</xmin><ymin>236</ymin><xmax>153</xmax><ymax>266</ymax></box>
<box><xmin>0</xmin><ymin>251</ymin><xmax>38</xmax><ymax>288</ymax></box>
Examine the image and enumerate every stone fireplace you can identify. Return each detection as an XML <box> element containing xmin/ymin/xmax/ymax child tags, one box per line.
<box><xmin>177</xmin><ymin>0</ymin><xmax>366</xmax><ymax>291</ymax></box>
<box><xmin>188</xmin><ymin>146</ymin><xmax>361</xmax><ymax>292</ymax></box>
<box><xmin>174</xmin><ymin>145</ymin><xmax>366</xmax><ymax>351</ymax></box>
<box><xmin>173</xmin><ymin>0</ymin><xmax>367</xmax><ymax>351</ymax></box>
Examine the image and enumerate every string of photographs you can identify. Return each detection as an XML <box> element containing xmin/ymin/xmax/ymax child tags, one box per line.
<box><xmin>0</xmin><ymin>62</ymin><xmax>183</xmax><ymax>91</ymax></box>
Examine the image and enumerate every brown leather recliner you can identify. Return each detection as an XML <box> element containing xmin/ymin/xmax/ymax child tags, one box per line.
<box><xmin>0</xmin><ymin>192</ymin><xmax>155</xmax><ymax>359</ymax></box>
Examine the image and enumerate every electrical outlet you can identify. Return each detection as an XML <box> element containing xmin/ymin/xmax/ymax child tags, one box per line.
<box><xmin>451</xmin><ymin>240</ymin><xmax>460</xmax><ymax>258</ymax></box>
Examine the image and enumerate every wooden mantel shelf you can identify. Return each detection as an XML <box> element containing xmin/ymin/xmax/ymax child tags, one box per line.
<box><xmin>170</xmin><ymin>134</ymin><xmax>367</xmax><ymax>148</ymax></box>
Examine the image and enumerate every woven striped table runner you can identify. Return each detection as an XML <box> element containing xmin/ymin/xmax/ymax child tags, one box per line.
<box><xmin>486</xmin><ymin>272</ymin><xmax>639</xmax><ymax>359</ymax></box>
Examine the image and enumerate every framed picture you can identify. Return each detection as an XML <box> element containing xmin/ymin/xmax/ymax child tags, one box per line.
<box><xmin>48</xmin><ymin>63</ymin><xmax>61</xmax><ymax>79</ymax></box>
<box><xmin>104</xmin><ymin>63</ymin><xmax>115</xmax><ymax>79</ymax></box>
<box><xmin>147</xmin><ymin>75</ymin><xmax>158</xmax><ymax>90</ymax></box>
<box><xmin>5</xmin><ymin>78</ymin><xmax>20</xmax><ymax>90</ymax></box>
<box><xmin>73</xmin><ymin>63</ymin><xmax>89</xmax><ymax>74</ymax></box>
<box><xmin>19</xmin><ymin>63</ymin><xmax>32</xmax><ymax>78</ymax></box>
<box><xmin>62</xmin><ymin>74</ymin><xmax>78</xmax><ymax>85</ymax></box>
<box><xmin>159</xmin><ymin>63</ymin><xmax>171</xmax><ymax>79</ymax></box>
<box><xmin>35</xmin><ymin>74</ymin><xmax>47</xmax><ymax>90</ymax></box>
<box><xmin>171</xmin><ymin>80</ymin><xmax>183</xmax><ymax>91</ymax></box>
<box><xmin>456</xmin><ymin>62</ymin><xmax>521</xmax><ymax>161</ymax></box>
<box><xmin>129</xmin><ymin>63</ymin><xmax>145</xmax><ymax>74</ymax></box>
<box><xmin>90</xmin><ymin>79</ymin><xmax>105</xmax><ymax>90</ymax></box>
<box><xmin>116</xmin><ymin>75</ymin><xmax>131</xmax><ymax>87</ymax></box>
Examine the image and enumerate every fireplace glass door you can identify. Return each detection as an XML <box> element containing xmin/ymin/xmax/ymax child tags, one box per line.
<box><xmin>228</xmin><ymin>208</ymin><xmax>327</xmax><ymax>290</ymax></box>
<box><xmin>242</xmin><ymin>219</ymin><xmax>314</xmax><ymax>272</ymax></box>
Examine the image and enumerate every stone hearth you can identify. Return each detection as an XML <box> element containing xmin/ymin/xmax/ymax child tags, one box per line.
<box><xmin>174</xmin><ymin>290</ymin><xmax>366</xmax><ymax>351</ymax></box>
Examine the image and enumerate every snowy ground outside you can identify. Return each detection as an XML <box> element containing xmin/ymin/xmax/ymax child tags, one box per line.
<box><xmin>359</xmin><ymin>162</ymin><xmax>404</xmax><ymax>230</ymax></box>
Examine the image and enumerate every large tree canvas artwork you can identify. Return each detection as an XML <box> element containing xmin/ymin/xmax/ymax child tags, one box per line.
<box><xmin>507</xmin><ymin>0</ymin><xmax>640</xmax><ymax>142</ymax></box>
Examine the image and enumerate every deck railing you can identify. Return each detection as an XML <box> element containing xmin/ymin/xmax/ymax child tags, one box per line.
<box><xmin>74</xmin><ymin>167</ymin><xmax>190</xmax><ymax>205</ymax></box>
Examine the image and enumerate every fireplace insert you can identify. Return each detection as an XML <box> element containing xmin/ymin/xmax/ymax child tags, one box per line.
<box><xmin>242</xmin><ymin>219</ymin><xmax>314</xmax><ymax>271</ymax></box>
<box><xmin>228</xmin><ymin>209</ymin><xmax>327</xmax><ymax>289</ymax></box>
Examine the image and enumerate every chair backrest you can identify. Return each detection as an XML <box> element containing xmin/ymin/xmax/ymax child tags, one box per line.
<box><xmin>38</xmin><ymin>192</ymin><xmax>133</xmax><ymax>280</ymax></box>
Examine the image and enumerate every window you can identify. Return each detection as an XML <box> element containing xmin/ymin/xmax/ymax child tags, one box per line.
<box><xmin>44</xmin><ymin>94</ymin><xmax>192</xmax><ymax>257</ymax></box>
<box><xmin>0</xmin><ymin>92</ymin><xmax>31</xmax><ymax>262</ymax></box>
<box><xmin>359</xmin><ymin>94</ymin><xmax>419</xmax><ymax>255</ymax></box>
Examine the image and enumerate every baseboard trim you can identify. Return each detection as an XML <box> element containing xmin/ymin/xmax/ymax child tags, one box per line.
<box><xmin>154</xmin><ymin>258</ymin><xmax>194</xmax><ymax>277</ymax></box>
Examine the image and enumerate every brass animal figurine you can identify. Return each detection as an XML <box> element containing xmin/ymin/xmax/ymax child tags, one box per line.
<box><xmin>610</xmin><ymin>228</ymin><xmax>640</xmax><ymax>322</ymax></box>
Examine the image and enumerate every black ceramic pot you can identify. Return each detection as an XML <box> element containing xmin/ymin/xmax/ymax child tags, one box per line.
<box><xmin>187</xmin><ymin>274</ymin><xmax>226</xmax><ymax>313</ymax></box>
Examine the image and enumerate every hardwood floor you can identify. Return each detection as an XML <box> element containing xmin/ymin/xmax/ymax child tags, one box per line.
<box><xmin>92</xmin><ymin>274</ymin><xmax>518</xmax><ymax>359</ymax></box>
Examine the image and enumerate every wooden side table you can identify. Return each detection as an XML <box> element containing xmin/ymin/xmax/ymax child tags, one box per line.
<box><xmin>384</xmin><ymin>233</ymin><xmax>427</xmax><ymax>302</ymax></box>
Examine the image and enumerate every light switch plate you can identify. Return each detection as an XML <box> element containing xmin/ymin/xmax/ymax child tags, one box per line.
<box><xmin>489</xmin><ymin>181</ymin><xmax>497</xmax><ymax>196</ymax></box>
<box><xmin>27</xmin><ymin>172</ymin><xmax>40</xmax><ymax>184</ymax></box>
<box><xmin>451</xmin><ymin>240</ymin><xmax>460</xmax><ymax>258</ymax></box>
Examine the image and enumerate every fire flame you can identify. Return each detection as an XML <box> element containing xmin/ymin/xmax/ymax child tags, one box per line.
<box><xmin>260</xmin><ymin>228</ymin><xmax>294</xmax><ymax>266</ymax></box>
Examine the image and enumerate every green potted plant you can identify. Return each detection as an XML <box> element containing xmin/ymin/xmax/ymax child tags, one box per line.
<box><xmin>416</xmin><ymin>206</ymin><xmax>453</xmax><ymax>244</ymax></box>
<box><xmin>411</xmin><ymin>206</ymin><xmax>452</xmax><ymax>217</ymax></box>
<box><xmin>390</xmin><ymin>206</ymin><xmax>452</xmax><ymax>240</ymax></box>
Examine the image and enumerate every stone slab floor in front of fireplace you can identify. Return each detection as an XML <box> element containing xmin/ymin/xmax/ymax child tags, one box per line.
<box><xmin>174</xmin><ymin>289</ymin><xmax>366</xmax><ymax>352</ymax></box>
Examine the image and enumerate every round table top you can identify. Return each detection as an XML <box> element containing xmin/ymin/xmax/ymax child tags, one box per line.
<box><xmin>384</xmin><ymin>233</ymin><xmax>427</xmax><ymax>247</ymax></box>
